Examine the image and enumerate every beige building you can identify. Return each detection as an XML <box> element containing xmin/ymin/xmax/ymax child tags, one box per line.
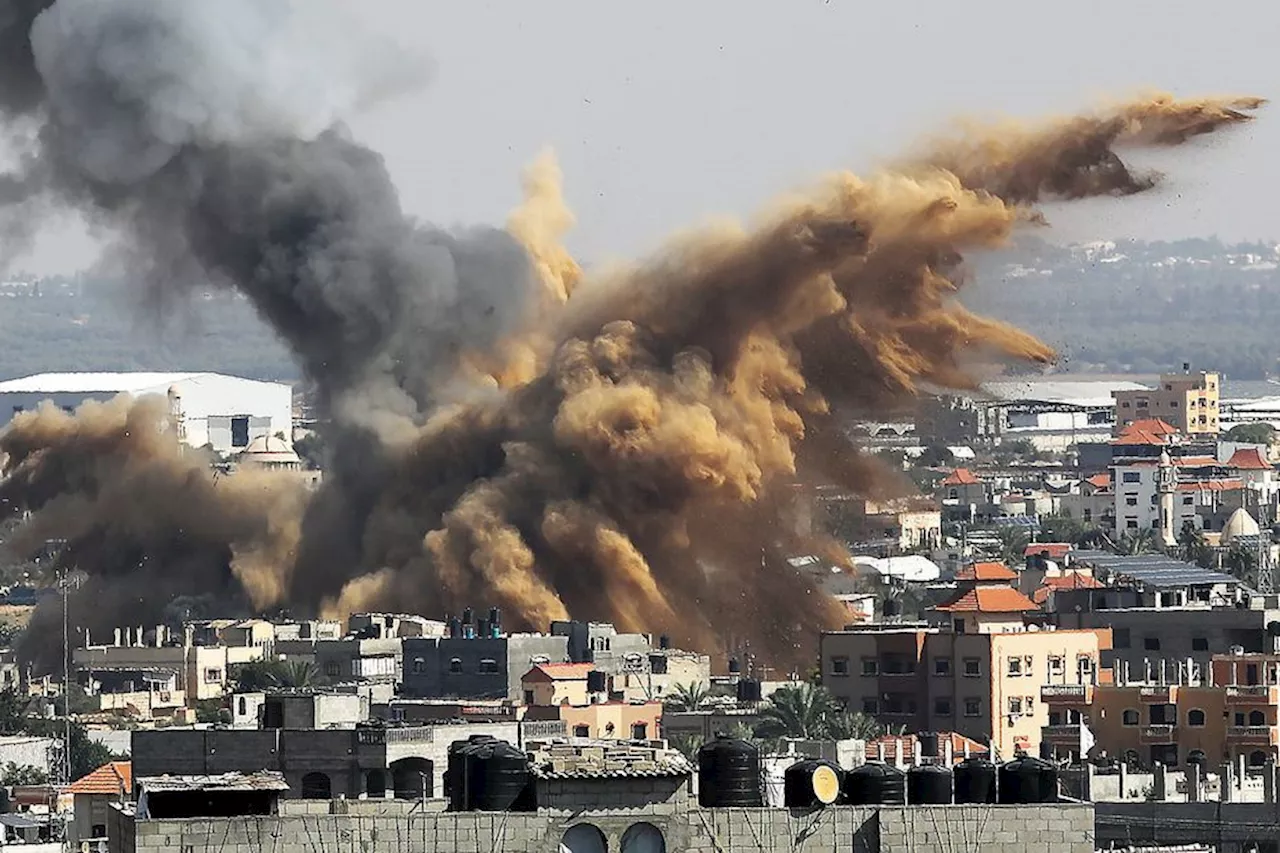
<box><xmin>1044</xmin><ymin>652</ymin><xmax>1280</xmax><ymax>769</ymax></box>
<box><xmin>522</xmin><ymin>663</ymin><xmax>596</xmax><ymax>707</ymax></box>
<box><xmin>1113</xmin><ymin>370</ymin><xmax>1220</xmax><ymax>435</ymax></box>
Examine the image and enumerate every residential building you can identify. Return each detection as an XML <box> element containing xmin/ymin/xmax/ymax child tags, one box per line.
<box><xmin>820</xmin><ymin>593</ymin><xmax>1108</xmax><ymax>760</ymax></box>
<box><xmin>1113</xmin><ymin>370</ymin><xmax>1221</xmax><ymax>436</ymax></box>
<box><xmin>230</xmin><ymin>689</ymin><xmax>367</xmax><ymax>730</ymax></box>
<box><xmin>522</xmin><ymin>663</ymin><xmax>597</xmax><ymax>707</ymax></box>
<box><xmin>400</xmin><ymin>632</ymin><xmax>570</xmax><ymax>701</ymax></box>
<box><xmin>1043</xmin><ymin>651</ymin><xmax>1280</xmax><ymax>770</ymax></box>
<box><xmin>929</xmin><ymin>561</ymin><xmax>1040</xmax><ymax>635</ymax></box>
<box><xmin>66</xmin><ymin>761</ymin><xmax>131</xmax><ymax>848</ymax></box>
<box><xmin>1057</xmin><ymin>473</ymin><xmax>1114</xmax><ymax>529</ymax></box>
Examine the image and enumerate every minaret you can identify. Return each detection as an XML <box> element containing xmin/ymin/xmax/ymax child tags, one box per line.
<box><xmin>1157</xmin><ymin>448</ymin><xmax>1177</xmax><ymax>551</ymax></box>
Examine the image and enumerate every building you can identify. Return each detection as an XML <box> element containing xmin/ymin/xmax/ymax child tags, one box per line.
<box><xmin>1043</xmin><ymin>651</ymin><xmax>1280</xmax><ymax>770</ymax></box>
<box><xmin>400</xmin><ymin>632</ymin><xmax>571</xmax><ymax>701</ymax></box>
<box><xmin>1114</xmin><ymin>370</ymin><xmax>1221</xmax><ymax>436</ymax></box>
<box><xmin>0</xmin><ymin>372</ymin><xmax>292</xmax><ymax>455</ymax></box>
<box><xmin>230</xmin><ymin>689</ymin><xmax>367</xmax><ymax>730</ymax></box>
<box><xmin>930</xmin><ymin>561</ymin><xmax>1040</xmax><ymax>634</ymax></box>
<box><xmin>526</xmin><ymin>738</ymin><xmax>692</xmax><ymax>812</ymax></box>
<box><xmin>820</xmin><ymin>620</ymin><xmax>1107</xmax><ymax>760</ymax></box>
<box><xmin>66</xmin><ymin>761</ymin><xmax>132</xmax><ymax>849</ymax></box>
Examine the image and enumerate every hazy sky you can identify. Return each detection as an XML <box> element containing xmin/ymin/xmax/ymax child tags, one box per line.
<box><xmin>13</xmin><ymin>0</ymin><xmax>1280</xmax><ymax>275</ymax></box>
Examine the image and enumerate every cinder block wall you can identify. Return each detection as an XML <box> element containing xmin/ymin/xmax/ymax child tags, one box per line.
<box><xmin>116</xmin><ymin>804</ymin><xmax>1095</xmax><ymax>853</ymax></box>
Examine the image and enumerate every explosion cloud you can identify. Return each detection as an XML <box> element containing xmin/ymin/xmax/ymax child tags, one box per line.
<box><xmin>0</xmin><ymin>0</ymin><xmax>1263</xmax><ymax>671</ymax></box>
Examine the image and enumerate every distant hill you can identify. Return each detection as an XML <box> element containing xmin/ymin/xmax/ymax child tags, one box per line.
<box><xmin>965</xmin><ymin>236</ymin><xmax>1280</xmax><ymax>380</ymax></box>
<box><xmin>0</xmin><ymin>275</ymin><xmax>297</xmax><ymax>382</ymax></box>
<box><xmin>3</xmin><ymin>237</ymin><xmax>1279</xmax><ymax>384</ymax></box>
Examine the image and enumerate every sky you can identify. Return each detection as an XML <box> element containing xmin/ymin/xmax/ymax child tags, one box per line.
<box><xmin>11</xmin><ymin>0</ymin><xmax>1280</xmax><ymax>275</ymax></box>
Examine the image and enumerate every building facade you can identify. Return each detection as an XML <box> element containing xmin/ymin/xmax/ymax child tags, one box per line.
<box><xmin>1113</xmin><ymin>371</ymin><xmax>1221</xmax><ymax>436</ymax></box>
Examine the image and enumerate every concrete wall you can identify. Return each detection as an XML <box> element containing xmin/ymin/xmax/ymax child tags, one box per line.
<box><xmin>1097</xmin><ymin>801</ymin><xmax>1280</xmax><ymax>852</ymax></box>
<box><xmin>401</xmin><ymin>635</ymin><xmax>570</xmax><ymax>700</ymax></box>
<box><xmin>111</xmin><ymin>804</ymin><xmax>1095</xmax><ymax>853</ymax></box>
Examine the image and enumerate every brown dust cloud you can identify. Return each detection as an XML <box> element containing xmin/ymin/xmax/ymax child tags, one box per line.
<box><xmin>0</xmin><ymin>4</ymin><xmax>1263</xmax><ymax>673</ymax></box>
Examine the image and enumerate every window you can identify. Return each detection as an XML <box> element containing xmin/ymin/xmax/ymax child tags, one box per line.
<box><xmin>934</xmin><ymin>698</ymin><xmax>952</xmax><ymax>716</ymax></box>
<box><xmin>448</xmin><ymin>657</ymin><xmax>463</xmax><ymax>674</ymax></box>
<box><xmin>1149</xmin><ymin>704</ymin><xmax>1175</xmax><ymax>724</ymax></box>
<box><xmin>631</xmin><ymin>723</ymin><xmax>648</xmax><ymax>739</ymax></box>
<box><xmin>934</xmin><ymin>658</ymin><xmax>952</xmax><ymax>676</ymax></box>
<box><xmin>861</xmin><ymin>658</ymin><xmax>879</xmax><ymax>677</ymax></box>
<box><xmin>204</xmin><ymin>668</ymin><xmax>222</xmax><ymax>684</ymax></box>
<box><xmin>964</xmin><ymin>697</ymin><xmax>981</xmax><ymax>717</ymax></box>
<box><xmin>1113</xmin><ymin>628</ymin><xmax>1131</xmax><ymax>649</ymax></box>
<box><xmin>1187</xmin><ymin>709</ymin><xmax>1206</xmax><ymax>727</ymax></box>
<box><xmin>831</xmin><ymin>656</ymin><xmax>850</xmax><ymax>676</ymax></box>
<box><xmin>1192</xmin><ymin>637</ymin><xmax>1209</xmax><ymax>652</ymax></box>
<box><xmin>1122</xmin><ymin>472</ymin><xmax>1141</xmax><ymax>484</ymax></box>
<box><xmin>325</xmin><ymin>660</ymin><xmax>340</xmax><ymax>677</ymax></box>
<box><xmin>1144</xmin><ymin>637</ymin><xmax>1161</xmax><ymax>651</ymax></box>
<box><xmin>1049</xmin><ymin>711</ymin><xmax>1063</xmax><ymax>726</ymax></box>
<box><xmin>1122</xmin><ymin>709</ymin><xmax>1140</xmax><ymax>726</ymax></box>
<box><xmin>1126</xmin><ymin>519</ymin><xmax>1139</xmax><ymax>530</ymax></box>
<box><xmin>1083</xmin><ymin>509</ymin><xmax>1092</xmax><ymax>522</ymax></box>
<box><xmin>862</xmin><ymin>698</ymin><xmax>879</xmax><ymax>714</ymax></box>
<box><xmin>1125</xmin><ymin>496</ymin><xmax>1138</xmax><ymax>507</ymax></box>
<box><xmin>1249</xmin><ymin>710</ymin><xmax>1266</xmax><ymax>726</ymax></box>
<box><xmin>1182</xmin><ymin>496</ymin><xmax>1194</xmax><ymax>506</ymax></box>
<box><xmin>479</xmin><ymin>658</ymin><xmax>499</xmax><ymax>674</ymax></box>
<box><xmin>881</xmin><ymin>654</ymin><xmax>915</xmax><ymax>675</ymax></box>
<box><xmin>411</xmin><ymin>657</ymin><xmax>426</xmax><ymax>674</ymax></box>
<box><xmin>1007</xmin><ymin>657</ymin><xmax>1023</xmax><ymax>677</ymax></box>
<box><xmin>230</xmin><ymin>415</ymin><xmax>250</xmax><ymax>448</ymax></box>
<box><xmin>963</xmin><ymin>658</ymin><xmax>981</xmax><ymax>677</ymax></box>
<box><xmin>1008</xmin><ymin>697</ymin><xmax>1023</xmax><ymax>715</ymax></box>
<box><xmin>91</xmin><ymin>824</ymin><xmax>106</xmax><ymax>839</ymax></box>
<box><xmin>237</xmin><ymin>696</ymin><xmax>247</xmax><ymax>716</ymax></box>
<box><xmin>1048</xmin><ymin>656</ymin><xmax>1064</xmax><ymax>675</ymax></box>
<box><xmin>573</xmin><ymin>724</ymin><xmax>590</xmax><ymax>737</ymax></box>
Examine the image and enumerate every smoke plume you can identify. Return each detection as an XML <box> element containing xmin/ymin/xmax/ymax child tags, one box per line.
<box><xmin>0</xmin><ymin>0</ymin><xmax>1263</xmax><ymax>670</ymax></box>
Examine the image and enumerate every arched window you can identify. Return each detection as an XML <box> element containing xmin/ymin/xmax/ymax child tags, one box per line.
<box><xmin>301</xmin><ymin>772</ymin><xmax>332</xmax><ymax>799</ymax></box>
<box><xmin>1122</xmin><ymin>709</ymin><xmax>1140</xmax><ymax>726</ymax></box>
<box><xmin>1250</xmin><ymin>710</ymin><xmax>1266</xmax><ymax>726</ymax></box>
<box><xmin>1187</xmin><ymin>750</ymin><xmax>1206</xmax><ymax>766</ymax></box>
<box><xmin>1187</xmin><ymin>709</ymin><xmax>1206</xmax><ymax>727</ymax></box>
<box><xmin>1250</xmin><ymin>750</ymin><xmax>1269</xmax><ymax>767</ymax></box>
<box><xmin>560</xmin><ymin>823</ymin><xmax>607</xmax><ymax>853</ymax></box>
<box><xmin>621</xmin><ymin>822</ymin><xmax>666</xmax><ymax>853</ymax></box>
<box><xmin>390</xmin><ymin>758</ymin><xmax>433</xmax><ymax>800</ymax></box>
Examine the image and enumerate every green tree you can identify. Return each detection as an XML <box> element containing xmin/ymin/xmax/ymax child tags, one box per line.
<box><xmin>663</xmin><ymin>682</ymin><xmax>712</xmax><ymax>712</ymax></box>
<box><xmin>1120</xmin><ymin>529</ymin><xmax>1157</xmax><ymax>555</ymax></box>
<box><xmin>0</xmin><ymin>688</ymin><xmax>30</xmax><ymax>734</ymax></box>
<box><xmin>1225</xmin><ymin>546</ymin><xmax>1257</xmax><ymax>584</ymax></box>
<box><xmin>994</xmin><ymin>527</ymin><xmax>1032</xmax><ymax>567</ymax></box>
<box><xmin>1225</xmin><ymin>423</ymin><xmax>1276</xmax><ymax>446</ymax></box>
<box><xmin>1179</xmin><ymin>526</ymin><xmax>1214</xmax><ymax>569</ymax></box>
<box><xmin>1037</xmin><ymin>515</ymin><xmax>1091</xmax><ymax>546</ymax></box>
<box><xmin>0</xmin><ymin>762</ymin><xmax>48</xmax><ymax>786</ymax></box>
<box><xmin>753</xmin><ymin>683</ymin><xmax>839</xmax><ymax>740</ymax></box>
<box><xmin>823</xmin><ymin>710</ymin><xmax>884</xmax><ymax>741</ymax></box>
<box><xmin>268</xmin><ymin>661</ymin><xmax>321</xmax><ymax>689</ymax></box>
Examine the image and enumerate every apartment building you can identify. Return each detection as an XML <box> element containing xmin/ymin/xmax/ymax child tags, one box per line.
<box><xmin>1042</xmin><ymin>652</ymin><xmax>1280</xmax><ymax>770</ymax></box>
<box><xmin>1113</xmin><ymin>370</ymin><xmax>1221</xmax><ymax>435</ymax></box>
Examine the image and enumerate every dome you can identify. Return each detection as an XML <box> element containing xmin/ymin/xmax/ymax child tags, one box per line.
<box><xmin>1222</xmin><ymin>508</ymin><xmax>1261</xmax><ymax>545</ymax></box>
<box><xmin>239</xmin><ymin>435</ymin><xmax>301</xmax><ymax>466</ymax></box>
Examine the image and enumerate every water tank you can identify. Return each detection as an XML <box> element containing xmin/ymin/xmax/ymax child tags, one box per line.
<box><xmin>728</xmin><ymin>658</ymin><xmax>742</xmax><ymax>674</ymax></box>
<box><xmin>659</xmin><ymin>634</ymin><xmax>671</xmax><ymax>650</ymax></box>
<box><xmin>783</xmin><ymin>760</ymin><xmax>842</xmax><ymax>808</ymax></box>
<box><xmin>468</xmin><ymin>739</ymin><xmax>533</xmax><ymax>811</ymax></box>
<box><xmin>842</xmin><ymin>762</ymin><xmax>906</xmax><ymax>805</ymax></box>
<box><xmin>953</xmin><ymin>758</ymin><xmax>997</xmax><ymax>804</ymax></box>
<box><xmin>448</xmin><ymin>617</ymin><xmax>462</xmax><ymax>638</ymax></box>
<box><xmin>907</xmin><ymin>764</ymin><xmax>953</xmax><ymax>804</ymax></box>
<box><xmin>586</xmin><ymin>670</ymin><xmax>608</xmax><ymax>693</ymax></box>
<box><xmin>489</xmin><ymin>606</ymin><xmax>501</xmax><ymax>628</ymax></box>
<box><xmin>998</xmin><ymin>756</ymin><xmax>1058</xmax><ymax>804</ymax></box>
<box><xmin>462</xmin><ymin>607</ymin><xmax>474</xmax><ymax>625</ymax></box>
<box><xmin>697</xmin><ymin>735</ymin><xmax>763</xmax><ymax>807</ymax></box>
<box><xmin>882</xmin><ymin>599</ymin><xmax>901</xmax><ymax>617</ymax></box>
<box><xmin>916</xmin><ymin>732</ymin><xmax>940</xmax><ymax>762</ymax></box>
<box><xmin>736</xmin><ymin>679</ymin><xmax>762</xmax><ymax>702</ymax></box>
<box><xmin>446</xmin><ymin>735</ymin><xmax>497</xmax><ymax>811</ymax></box>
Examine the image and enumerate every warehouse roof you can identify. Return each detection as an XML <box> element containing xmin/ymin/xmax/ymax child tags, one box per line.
<box><xmin>982</xmin><ymin>379</ymin><xmax>1150</xmax><ymax>408</ymax></box>
<box><xmin>1070</xmin><ymin>552</ymin><xmax>1241</xmax><ymax>588</ymax></box>
<box><xmin>0</xmin><ymin>371</ymin><xmax>288</xmax><ymax>394</ymax></box>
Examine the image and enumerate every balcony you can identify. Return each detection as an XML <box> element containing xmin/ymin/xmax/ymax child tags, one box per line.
<box><xmin>1041</xmin><ymin>684</ymin><xmax>1092</xmax><ymax>704</ymax></box>
<box><xmin>1225</xmin><ymin>685</ymin><xmax>1280</xmax><ymax>705</ymax></box>
<box><xmin>1041</xmin><ymin>725</ymin><xmax>1083</xmax><ymax>744</ymax></box>
<box><xmin>1226</xmin><ymin>725</ymin><xmax>1280</xmax><ymax>745</ymax></box>
<box><xmin>1140</xmin><ymin>724</ymin><xmax>1177</xmax><ymax>744</ymax></box>
<box><xmin>1139</xmin><ymin>685</ymin><xmax>1178</xmax><ymax>703</ymax></box>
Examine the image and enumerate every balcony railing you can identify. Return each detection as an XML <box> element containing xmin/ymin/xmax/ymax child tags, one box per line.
<box><xmin>1140</xmin><ymin>724</ymin><xmax>1177</xmax><ymax>742</ymax></box>
<box><xmin>1041</xmin><ymin>684</ymin><xmax>1091</xmax><ymax>702</ymax></box>
<box><xmin>1225</xmin><ymin>685</ymin><xmax>1279</xmax><ymax>703</ymax></box>
<box><xmin>1041</xmin><ymin>725</ymin><xmax>1082</xmax><ymax>742</ymax></box>
<box><xmin>1226</xmin><ymin>725</ymin><xmax>1279</xmax><ymax>743</ymax></box>
<box><xmin>1139</xmin><ymin>686</ymin><xmax>1177</xmax><ymax>703</ymax></box>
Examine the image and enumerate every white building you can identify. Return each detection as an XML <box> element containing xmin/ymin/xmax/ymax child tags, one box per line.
<box><xmin>0</xmin><ymin>372</ymin><xmax>292</xmax><ymax>455</ymax></box>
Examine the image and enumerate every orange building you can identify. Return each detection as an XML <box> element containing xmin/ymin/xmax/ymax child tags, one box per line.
<box><xmin>1042</xmin><ymin>652</ymin><xmax>1280</xmax><ymax>769</ymax></box>
<box><xmin>520</xmin><ymin>663</ymin><xmax>662</xmax><ymax>741</ymax></box>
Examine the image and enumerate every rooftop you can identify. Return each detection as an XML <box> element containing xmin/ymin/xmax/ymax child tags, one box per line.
<box><xmin>525</xmin><ymin>663</ymin><xmax>594</xmax><ymax>682</ymax></box>
<box><xmin>1071</xmin><ymin>552</ymin><xmax>1242</xmax><ymax>589</ymax></box>
<box><xmin>867</xmin><ymin>732</ymin><xmax>989</xmax><ymax>764</ymax></box>
<box><xmin>956</xmin><ymin>561</ymin><xmax>1018</xmax><ymax>582</ymax></box>
<box><xmin>932</xmin><ymin>586</ymin><xmax>1039</xmax><ymax>613</ymax></box>
<box><xmin>1024</xmin><ymin>543</ymin><xmax>1073</xmax><ymax>560</ymax></box>
<box><xmin>983</xmin><ymin>378</ymin><xmax>1150</xmax><ymax>408</ymax></box>
<box><xmin>942</xmin><ymin>467</ymin><xmax>981</xmax><ymax>486</ymax></box>
<box><xmin>66</xmin><ymin>761</ymin><xmax>132</xmax><ymax>796</ymax></box>
<box><xmin>1227</xmin><ymin>447</ymin><xmax>1273</xmax><ymax>470</ymax></box>
<box><xmin>0</xmin><ymin>371</ymin><xmax>201</xmax><ymax>394</ymax></box>
<box><xmin>137</xmin><ymin>771</ymin><xmax>289</xmax><ymax>793</ymax></box>
<box><xmin>1085</xmin><ymin>473</ymin><xmax>1112</xmax><ymax>489</ymax></box>
<box><xmin>527</xmin><ymin>739</ymin><xmax>692</xmax><ymax>780</ymax></box>
<box><xmin>1122</xmin><ymin>418</ymin><xmax>1179</xmax><ymax>437</ymax></box>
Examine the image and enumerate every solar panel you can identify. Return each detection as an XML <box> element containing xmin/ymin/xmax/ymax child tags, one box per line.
<box><xmin>1070</xmin><ymin>550</ymin><xmax>1241</xmax><ymax>588</ymax></box>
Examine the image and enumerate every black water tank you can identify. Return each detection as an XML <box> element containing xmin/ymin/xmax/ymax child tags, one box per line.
<box><xmin>998</xmin><ymin>756</ymin><xmax>1057</xmax><ymax>804</ymax></box>
<box><xmin>697</xmin><ymin>735</ymin><xmax>763</xmax><ymax>807</ymax></box>
<box><xmin>953</xmin><ymin>758</ymin><xmax>997</xmax><ymax>804</ymax></box>
<box><xmin>883</xmin><ymin>598</ymin><xmax>901</xmax><ymax>617</ymax></box>
<box><xmin>736</xmin><ymin>679</ymin><xmax>762</xmax><ymax>702</ymax></box>
<box><xmin>842</xmin><ymin>762</ymin><xmax>906</xmax><ymax>805</ymax></box>
<box><xmin>907</xmin><ymin>764</ymin><xmax>953</xmax><ymax>804</ymax></box>
<box><xmin>462</xmin><ymin>607</ymin><xmax>474</xmax><ymax>625</ymax></box>
<box><xmin>659</xmin><ymin>634</ymin><xmax>671</xmax><ymax>650</ymax></box>
<box><xmin>783</xmin><ymin>760</ymin><xmax>843</xmax><ymax>808</ymax></box>
<box><xmin>447</xmin><ymin>735</ymin><xmax>497</xmax><ymax>811</ymax></box>
<box><xmin>489</xmin><ymin>606</ymin><xmax>501</xmax><ymax>628</ymax></box>
<box><xmin>468</xmin><ymin>740</ymin><xmax>533</xmax><ymax>811</ymax></box>
<box><xmin>448</xmin><ymin>617</ymin><xmax>462</xmax><ymax>638</ymax></box>
<box><xmin>917</xmin><ymin>732</ymin><xmax>940</xmax><ymax>762</ymax></box>
<box><xmin>728</xmin><ymin>657</ymin><xmax>742</xmax><ymax>674</ymax></box>
<box><xmin>586</xmin><ymin>670</ymin><xmax>608</xmax><ymax>692</ymax></box>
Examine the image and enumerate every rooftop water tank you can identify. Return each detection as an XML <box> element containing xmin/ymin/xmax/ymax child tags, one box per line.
<box><xmin>697</xmin><ymin>735</ymin><xmax>763</xmax><ymax>807</ymax></box>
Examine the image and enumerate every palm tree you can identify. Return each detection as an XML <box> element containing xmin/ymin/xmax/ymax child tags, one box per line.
<box><xmin>1119</xmin><ymin>529</ymin><xmax>1156</xmax><ymax>555</ymax></box>
<box><xmin>823</xmin><ymin>710</ymin><xmax>884</xmax><ymax>741</ymax></box>
<box><xmin>268</xmin><ymin>661</ymin><xmax>320</xmax><ymax>689</ymax></box>
<box><xmin>663</xmin><ymin>682</ymin><xmax>712</xmax><ymax>712</ymax></box>
<box><xmin>1179</xmin><ymin>526</ymin><xmax>1214</xmax><ymax>569</ymax></box>
<box><xmin>753</xmin><ymin>683</ymin><xmax>839</xmax><ymax>740</ymax></box>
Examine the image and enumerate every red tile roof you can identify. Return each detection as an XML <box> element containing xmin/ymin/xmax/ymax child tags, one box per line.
<box><xmin>1023</xmin><ymin>543</ymin><xmax>1073</xmax><ymax>559</ymax></box>
<box><xmin>933</xmin><ymin>586</ymin><xmax>1039</xmax><ymax>613</ymax></box>
<box><xmin>66</xmin><ymin>761</ymin><xmax>131</xmax><ymax>796</ymax></box>
<box><xmin>942</xmin><ymin>467</ymin><xmax>981</xmax><ymax>486</ymax></box>
<box><xmin>1085</xmin><ymin>473</ymin><xmax>1111</xmax><ymax>489</ymax></box>
<box><xmin>1032</xmin><ymin>573</ymin><xmax>1104</xmax><ymax>604</ymax></box>
<box><xmin>1228</xmin><ymin>447</ymin><xmax>1273</xmax><ymax>471</ymax></box>
<box><xmin>1113</xmin><ymin>429</ymin><xmax>1166</xmax><ymax>447</ymax></box>
<box><xmin>1176</xmin><ymin>479</ymin><xmax>1244</xmax><ymax>492</ymax></box>
<box><xmin>1175</xmin><ymin>456</ymin><xmax>1220</xmax><ymax>468</ymax></box>
<box><xmin>956</xmin><ymin>561</ymin><xmax>1017</xmax><ymax>581</ymax></box>
<box><xmin>523</xmin><ymin>663</ymin><xmax>594</xmax><ymax>682</ymax></box>
<box><xmin>867</xmin><ymin>732</ymin><xmax>989</xmax><ymax>763</ymax></box>
<box><xmin>1123</xmin><ymin>418</ymin><xmax>1178</xmax><ymax>437</ymax></box>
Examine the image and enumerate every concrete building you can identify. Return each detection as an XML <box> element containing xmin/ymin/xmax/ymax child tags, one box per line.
<box><xmin>1114</xmin><ymin>370</ymin><xmax>1221</xmax><ymax>436</ymax></box>
<box><xmin>230</xmin><ymin>690</ymin><xmax>367</xmax><ymax>730</ymax></box>
<box><xmin>400</xmin><ymin>632</ymin><xmax>570</xmax><ymax>701</ymax></box>
<box><xmin>0</xmin><ymin>372</ymin><xmax>292</xmax><ymax>455</ymax></box>
<box><xmin>66</xmin><ymin>760</ymin><xmax>131</xmax><ymax>849</ymax></box>
<box><xmin>1043</xmin><ymin>651</ymin><xmax>1280</xmax><ymax>770</ymax></box>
